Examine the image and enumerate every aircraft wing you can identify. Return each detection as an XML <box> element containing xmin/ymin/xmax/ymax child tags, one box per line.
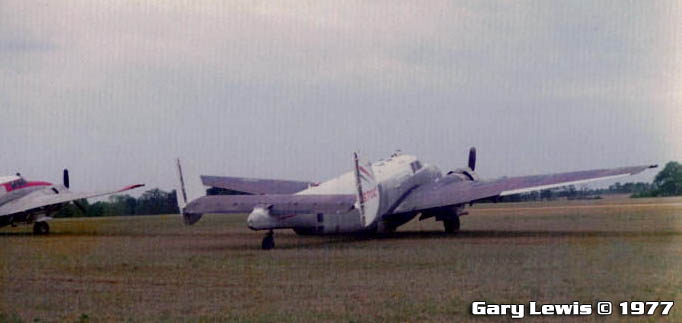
<box><xmin>184</xmin><ymin>194</ymin><xmax>355</xmax><ymax>215</ymax></box>
<box><xmin>201</xmin><ymin>176</ymin><xmax>315</xmax><ymax>194</ymax></box>
<box><xmin>393</xmin><ymin>165</ymin><xmax>657</xmax><ymax>213</ymax></box>
<box><xmin>0</xmin><ymin>184</ymin><xmax>145</xmax><ymax>217</ymax></box>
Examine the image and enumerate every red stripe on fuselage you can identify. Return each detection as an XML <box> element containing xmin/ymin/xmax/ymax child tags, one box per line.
<box><xmin>278</xmin><ymin>214</ymin><xmax>299</xmax><ymax>220</ymax></box>
<box><xmin>2</xmin><ymin>181</ymin><xmax>52</xmax><ymax>193</ymax></box>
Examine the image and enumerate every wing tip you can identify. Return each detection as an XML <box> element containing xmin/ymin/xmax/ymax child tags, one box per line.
<box><xmin>118</xmin><ymin>184</ymin><xmax>145</xmax><ymax>192</ymax></box>
<box><xmin>628</xmin><ymin>164</ymin><xmax>658</xmax><ymax>176</ymax></box>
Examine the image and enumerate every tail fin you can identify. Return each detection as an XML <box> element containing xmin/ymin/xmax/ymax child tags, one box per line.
<box><xmin>353</xmin><ymin>153</ymin><xmax>381</xmax><ymax>228</ymax></box>
<box><xmin>176</xmin><ymin>158</ymin><xmax>189</xmax><ymax>211</ymax></box>
<box><xmin>176</xmin><ymin>158</ymin><xmax>203</xmax><ymax>225</ymax></box>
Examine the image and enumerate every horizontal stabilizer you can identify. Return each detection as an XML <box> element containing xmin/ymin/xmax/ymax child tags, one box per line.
<box><xmin>184</xmin><ymin>194</ymin><xmax>355</xmax><ymax>215</ymax></box>
<box><xmin>201</xmin><ymin>176</ymin><xmax>314</xmax><ymax>195</ymax></box>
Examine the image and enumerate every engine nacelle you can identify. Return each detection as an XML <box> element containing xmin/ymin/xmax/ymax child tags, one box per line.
<box><xmin>447</xmin><ymin>168</ymin><xmax>480</xmax><ymax>181</ymax></box>
<box><xmin>445</xmin><ymin>146</ymin><xmax>480</xmax><ymax>181</ymax></box>
<box><xmin>418</xmin><ymin>204</ymin><xmax>468</xmax><ymax>221</ymax></box>
<box><xmin>247</xmin><ymin>206</ymin><xmax>277</xmax><ymax>230</ymax></box>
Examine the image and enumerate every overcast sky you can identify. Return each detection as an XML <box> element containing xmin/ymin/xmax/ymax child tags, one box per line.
<box><xmin>1</xmin><ymin>1</ymin><xmax>680</xmax><ymax>196</ymax></box>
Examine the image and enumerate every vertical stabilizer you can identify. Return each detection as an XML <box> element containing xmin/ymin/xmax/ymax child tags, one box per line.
<box><xmin>175</xmin><ymin>158</ymin><xmax>203</xmax><ymax>225</ymax></box>
<box><xmin>176</xmin><ymin>158</ymin><xmax>188</xmax><ymax>211</ymax></box>
<box><xmin>353</xmin><ymin>153</ymin><xmax>381</xmax><ymax>228</ymax></box>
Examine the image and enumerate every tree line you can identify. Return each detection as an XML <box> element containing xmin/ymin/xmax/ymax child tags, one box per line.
<box><xmin>55</xmin><ymin>188</ymin><xmax>179</xmax><ymax>218</ymax></box>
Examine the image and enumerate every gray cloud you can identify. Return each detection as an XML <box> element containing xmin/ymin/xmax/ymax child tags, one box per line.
<box><xmin>0</xmin><ymin>1</ymin><xmax>679</xmax><ymax>196</ymax></box>
<box><xmin>0</xmin><ymin>38</ymin><xmax>55</xmax><ymax>52</ymax></box>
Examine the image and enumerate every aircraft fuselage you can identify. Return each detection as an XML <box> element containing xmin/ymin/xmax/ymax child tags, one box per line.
<box><xmin>0</xmin><ymin>176</ymin><xmax>55</xmax><ymax>228</ymax></box>
<box><xmin>0</xmin><ymin>176</ymin><xmax>53</xmax><ymax>208</ymax></box>
<box><xmin>246</xmin><ymin>154</ymin><xmax>446</xmax><ymax>234</ymax></box>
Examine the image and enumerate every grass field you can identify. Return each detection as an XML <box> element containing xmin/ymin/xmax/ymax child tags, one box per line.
<box><xmin>1</xmin><ymin>196</ymin><xmax>681</xmax><ymax>322</ymax></box>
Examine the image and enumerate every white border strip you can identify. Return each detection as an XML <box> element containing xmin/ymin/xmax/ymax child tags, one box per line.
<box><xmin>499</xmin><ymin>174</ymin><xmax>631</xmax><ymax>196</ymax></box>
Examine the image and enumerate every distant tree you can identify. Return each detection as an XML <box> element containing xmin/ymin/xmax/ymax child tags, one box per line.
<box><xmin>540</xmin><ymin>189</ymin><xmax>553</xmax><ymax>200</ymax></box>
<box><xmin>653</xmin><ymin>162</ymin><xmax>682</xmax><ymax>196</ymax></box>
<box><xmin>55</xmin><ymin>188</ymin><xmax>179</xmax><ymax>217</ymax></box>
<box><xmin>166</xmin><ymin>189</ymin><xmax>180</xmax><ymax>214</ymax></box>
<box><xmin>638</xmin><ymin>161</ymin><xmax>682</xmax><ymax>197</ymax></box>
<box><xmin>631</xmin><ymin>161</ymin><xmax>682</xmax><ymax>198</ymax></box>
<box><xmin>136</xmin><ymin>188</ymin><xmax>180</xmax><ymax>215</ymax></box>
<box><xmin>528</xmin><ymin>191</ymin><xmax>539</xmax><ymax>201</ymax></box>
<box><xmin>109</xmin><ymin>194</ymin><xmax>137</xmax><ymax>215</ymax></box>
<box><xmin>55</xmin><ymin>199</ymin><xmax>90</xmax><ymax>218</ymax></box>
<box><xmin>87</xmin><ymin>201</ymin><xmax>107</xmax><ymax>217</ymax></box>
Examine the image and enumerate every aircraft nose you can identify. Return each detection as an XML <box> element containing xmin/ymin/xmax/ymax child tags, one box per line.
<box><xmin>246</xmin><ymin>212</ymin><xmax>258</xmax><ymax>229</ymax></box>
<box><xmin>247</xmin><ymin>206</ymin><xmax>272</xmax><ymax>230</ymax></box>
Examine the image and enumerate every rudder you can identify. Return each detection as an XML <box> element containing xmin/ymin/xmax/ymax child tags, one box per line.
<box><xmin>353</xmin><ymin>153</ymin><xmax>381</xmax><ymax>228</ymax></box>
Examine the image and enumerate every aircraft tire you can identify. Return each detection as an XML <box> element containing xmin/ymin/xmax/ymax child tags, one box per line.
<box><xmin>262</xmin><ymin>232</ymin><xmax>275</xmax><ymax>250</ymax></box>
<box><xmin>33</xmin><ymin>222</ymin><xmax>50</xmax><ymax>235</ymax></box>
<box><xmin>443</xmin><ymin>217</ymin><xmax>460</xmax><ymax>234</ymax></box>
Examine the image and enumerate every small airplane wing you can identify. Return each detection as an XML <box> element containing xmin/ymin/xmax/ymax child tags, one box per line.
<box><xmin>393</xmin><ymin>165</ymin><xmax>657</xmax><ymax>213</ymax></box>
<box><xmin>200</xmin><ymin>176</ymin><xmax>315</xmax><ymax>195</ymax></box>
<box><xmin>184</xmin><ymin>194</ymin><xmax>355</xmax><ymax>215</ymax></box>
<box><xmin>0</xmin><ymin>184</ymin><xmax>145</xmax><ymax>217</ymax></box>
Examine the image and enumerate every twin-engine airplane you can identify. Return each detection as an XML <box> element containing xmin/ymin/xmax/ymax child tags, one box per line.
<box><xmin>177</xmin><ymin>148</ymin><xmax>657</xmax><ymax>249</ymax></box>
<box><xmin>0</xmin><ymin>170</ymin><xmax>144</xmax><ymax>234</ymax></box>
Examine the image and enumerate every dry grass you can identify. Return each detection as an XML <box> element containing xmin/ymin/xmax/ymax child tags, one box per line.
<box><xmin>1</xmin><ymin>196</ymin><xmax>681</xmax><ymax>322</ymax></box>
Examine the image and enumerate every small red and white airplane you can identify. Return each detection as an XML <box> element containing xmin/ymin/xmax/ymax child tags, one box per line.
<box><xmin>0</xmin><ymin>170</ymin><xmax>143</xmax><ymax>234</ymax></box>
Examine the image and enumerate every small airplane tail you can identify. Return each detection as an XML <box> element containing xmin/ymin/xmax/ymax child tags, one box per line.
<box><xmin>176</xmin><ymin>158</ymin><xmax>203</xmax><ymax>225</ymax></box>
<box><xmin>176</xmin><ymin>159</ymin><xmax>189</xmax><ymax>210</ymax></box>
<box><xmin>353</xmin><ymin>152</ymin><xmax>381</xmax><ymax>228</ymax></box>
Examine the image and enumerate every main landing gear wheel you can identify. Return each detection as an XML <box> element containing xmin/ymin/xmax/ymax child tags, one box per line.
<box><xmin>443</xmin><ymin>216</ymin><xmax>460</xmax><ymax>234</ymax></box>
<box><xmin>33</xmin><ymin>222</ymin><xmax>50</xmax><ymax>235</ymax></box>
<box><xmin>262</xmin><ymin>231</ymin><xmax>275</xmax><ymax>250</ymax></box>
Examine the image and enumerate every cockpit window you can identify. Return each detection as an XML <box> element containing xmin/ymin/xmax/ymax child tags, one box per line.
<box><xmin>410</xmin><ymin>161</ymin><xmax>422</xmax><ymax>173</ymax></box>
<box><xmin>10</xmin><ymin>179</ymin><xmax>26</xmax><ymax>189</ymax></box>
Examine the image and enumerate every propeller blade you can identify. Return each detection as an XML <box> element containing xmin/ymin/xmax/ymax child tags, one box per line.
<box><xmin>73</xmin><ymin>200</ymin><xmax>87</xmax><ymax>213</ymax></box>
<box><xmin>63</xmin><ymin>169</ymin><xmax>70</xmax><ymax>189</ymax></box>
<box><xmin>468</xmin><ymin>147</ymin><xmax>477</xmax><ymax>171</ymax></box>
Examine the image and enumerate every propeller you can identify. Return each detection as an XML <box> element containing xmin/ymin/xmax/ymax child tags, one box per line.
<box><xmin>468</xmin><ymin>147</ymin><xmax>476</xmax><ymax>171</ymax></box>
<box><xmin>63</xmin><ymin>169</ymin><xmax>70</xmax><ymax>189</ymax></box>
<box><xmin>62</xmin><ymin>169</ymin><xmax>87</xmax><ymax>214</ymax></box>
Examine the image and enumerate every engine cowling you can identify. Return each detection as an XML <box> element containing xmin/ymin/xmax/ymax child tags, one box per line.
<box><xmin>446</xmin><ymin>147</ymin><xmax>479</xmax><ymax>181</ymax></box>
<box><xmin>447</xmin><ymin>168</ymin><xmax>479</xmax><ymax>181</ymax></box>
<box><xmin>247</xmin><ymin>205</ymin><xmax>277</xmax><ymax>230</ymax></box>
